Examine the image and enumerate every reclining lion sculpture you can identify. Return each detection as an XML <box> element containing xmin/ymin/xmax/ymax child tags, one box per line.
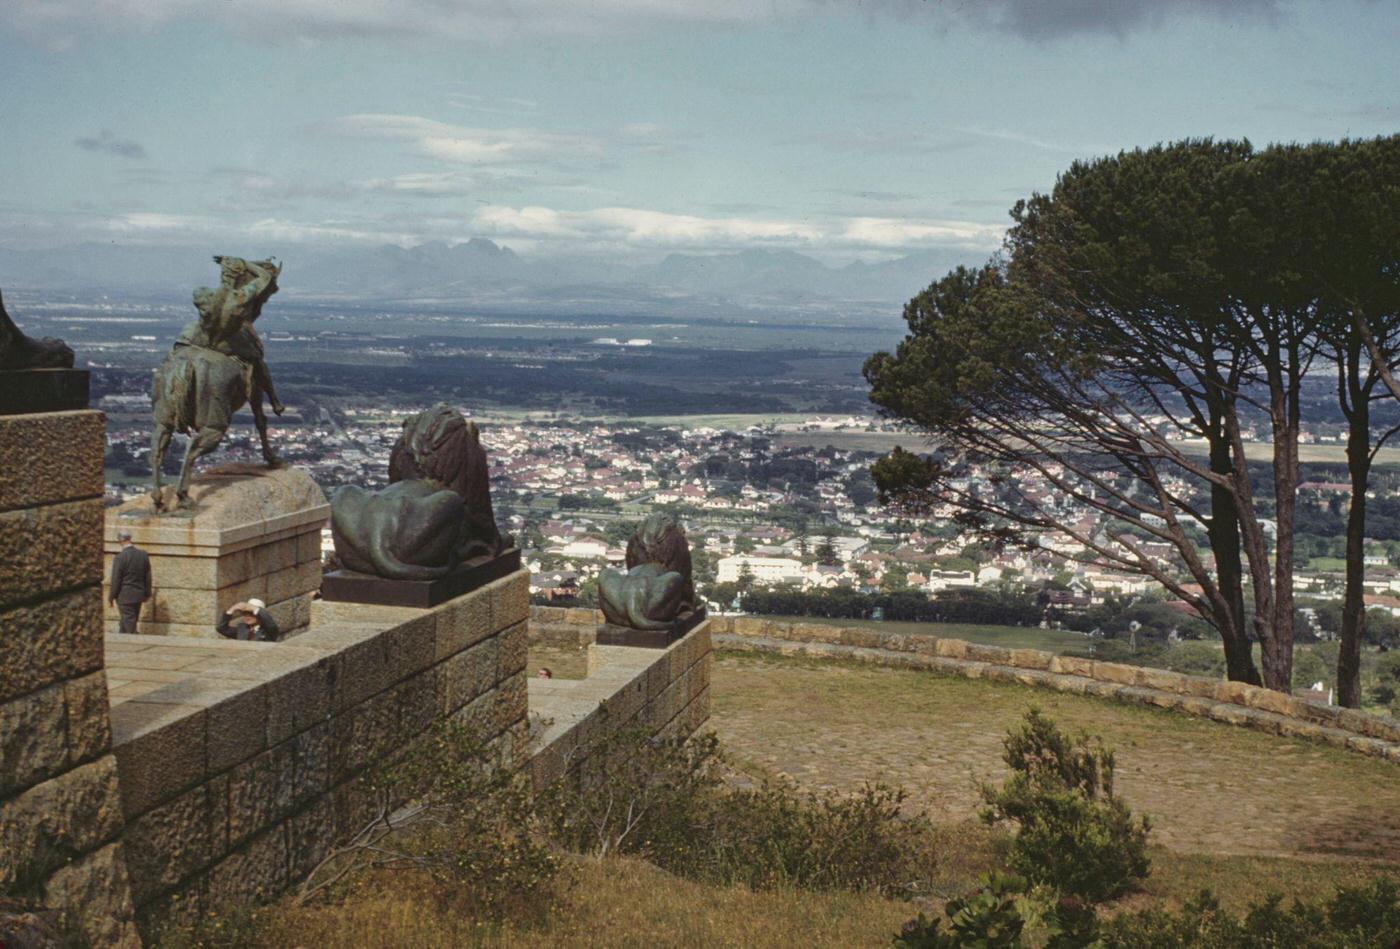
<box><xmin>598</xmin><ymin>513</ymin><xmax>698</xmax><ymax>630</ymax></box>
<box><xmin>330</xmin><ymin>404</ymin><xmax>509</xmax><ymax>580</ymax></box>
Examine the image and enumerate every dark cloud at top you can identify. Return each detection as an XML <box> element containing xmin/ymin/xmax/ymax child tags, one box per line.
<box><xmin>930</xmin><ymin>0</ymin><xmax>1282</xmax><ymax>41</ymax></box>
<box><xmin>74</xmin><ymin>129</ymin><xmax>146</xmax><ymax>159</ymax></box>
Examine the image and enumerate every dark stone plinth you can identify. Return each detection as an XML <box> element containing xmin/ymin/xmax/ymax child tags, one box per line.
<box><xmin>0</xmin><ymin>368</ymin><xmax>89</xmax><ymax>415</ymax></box>
<box><xmin>321</xmin><ymin>547</ymin><xmax>521</xmax><ymax>608</ymax></box>
<box><xmin>595</xmin><ymin>609</ymin><xmax>707</xmax><ymax>648</ymax></box>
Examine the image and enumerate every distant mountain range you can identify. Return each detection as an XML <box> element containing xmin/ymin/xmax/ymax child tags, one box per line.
<box><xmin>0</xmin><ymin>239</ymin><xmax>981</xmax><ymax>310</ymax></box>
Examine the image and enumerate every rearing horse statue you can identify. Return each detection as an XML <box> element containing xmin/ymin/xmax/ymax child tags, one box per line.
<box><xmin>150</xmin><ymin>256</ymin><xmax>285</xmax><ymax>512</ymax></box>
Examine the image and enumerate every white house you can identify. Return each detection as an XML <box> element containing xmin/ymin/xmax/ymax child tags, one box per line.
<box><xmin>717</xmin><ymin>555</ymin><xmax>804</xmax><ymax>585</ymax></box>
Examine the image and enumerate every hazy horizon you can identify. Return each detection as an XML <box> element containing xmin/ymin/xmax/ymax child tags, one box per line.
<box><xmin>2</xmin><ymin>0</ymin><xmax>1396</xmax><ymax>292</ymax></box>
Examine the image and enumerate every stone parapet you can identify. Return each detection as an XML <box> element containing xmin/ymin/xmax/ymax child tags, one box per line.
<box><xmin>712</xmin><ymin>620</ymin><xmax>1400</xmax><ymax>765</ymax></box>
<box><xmin>103</xmin><ymin>465</ymin><xmax>327</xmax><ymax>637</ymax></box>
<box><xmin>0</xmin><ymin>407</ymin><xmax>140</xmax><ymax>947</ymax></box>
<box><xmin>526</xmin><ymin>621</ymin><xmax>712</xmax><ymax>791</ymax></box>
<box><xmin>106</xmin><ymin>568</ymin><xmax>531</xmax><ymax>937</ymax></box>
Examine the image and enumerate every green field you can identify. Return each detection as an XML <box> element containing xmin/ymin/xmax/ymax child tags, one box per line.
<box><xmin>760</xmin><ymin>614</ymin><xmax>1091</xmax><ymax>652</ymax></box>
<box><xmin>1308</xmin><ymin>556</ymin><xmax>1348</xmax><ymax>571</ymax></box>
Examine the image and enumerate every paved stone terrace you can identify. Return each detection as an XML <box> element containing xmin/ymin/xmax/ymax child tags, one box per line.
<box><xmin>105</xmin><ymin>634</ymin><xmax>276</xmax><ymax>707</ymax></box>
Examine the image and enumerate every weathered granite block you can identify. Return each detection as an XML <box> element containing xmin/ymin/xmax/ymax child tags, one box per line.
<box><xmin>935</xmin><ymin>638</ymin><xmax>968</xmax><ymax>660</ymax></box>
<box><xmin>440</xmin><ymin>636</ymin><xmax>498</xmax><ymax>713</ymax></box>
<box><xmin>397</xmin><ymin>671</ymin><xmax>439</xmax><ymax>737</ymax></box>
<box><xmin>291</xmin><ymin>722</ymin><xmax>333</xmax><ymax>807</ymax></box>
<box><xmin>492</xmin><ymin>672</ymin><xmax>528</xmax><ymax>735</ymax></box>
<box><xmin>0</xmin><ymin>680</ymin><xmax>69</xmax><ymax>796</ymax></box>
<box><xmin>0</xmin><ymin>411</ymin><xmax>105</xmax><ymax>513</ymax></box>
<box><xmin>1093</xmin><ymin>662</ymin><xmax>1139</xmax><ymax>686</ymax></box>
<box><xmin>1010</xmin><ymin>648</ymin><xmax>1053</xmax><ymax>671</ymax></box>
<box><xmin>0</xmin><ymin>757</ymin><xmax>125</xmax><ymax>890</ymax></box>
<box><xmin>123</xmin><ymin>780</ymin><xmax>226</xmax><ymax>904</ymax></box>
<box><xmin>500</xmin><ymin>570</ymin><xmax>530</xmax><ymax>628</ymax></box>
<box><xmin>497</xmin><ymin>621</ymin><xmax>529</xmax><ymax>681</ymax></box>
<box><xmin>206</xmin><ymin>824</ymin><xmax>289</xmax><ymax>906</ymax></box>
<box><xmin>1049</xmin><ymin>655</ymin><xmax>1094</xmax><ymax>678</ymax></box>
<box><xmin>287</xmin><ymin>796</ymin><xmax>336</xmax><ymax>882</ymax></box>
<box><xmin>387</xmin><ymin>612</ymin><xmax>437</xmax><ymax>683</ymax></box>
<box><xmin>42</xmin><ymin>841</ymin><xmax>141</xmax><ymax>948</ymax></box>
<box><xmin>1</xmin><ymin>586</ymin><xmax>104</xmax><ymax>703</ymax></box>
<box><xmin>1135</xmin><ymin>667</ymin><xmax>1188</xmax><ymax>694</ymax></box>
<box><xmin>432</xmin><ymin>588</ymin><xmax>492</xmax><ymax>661</ymax></box>
<box><xmin>228</xmin><ymin>744</ymin><xmax>295</xmax><ymax>847</ymax></box>
<box><xmin>0</xmin><ymin>497</ymin><xmax>103</xmax><ymax>608</ymax></box>
<box><xmin>111</xmin><ymin>701</ymin><xmax>208</xmax><ymax>818</ymax></box>
<box><xmin>64</xmin><ymin>670</ymin><xmax>112</xmax><ymax>765</ymax></box>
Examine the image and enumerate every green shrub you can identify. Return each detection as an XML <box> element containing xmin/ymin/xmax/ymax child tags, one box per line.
<box><xmin>892</xmin><ymin>873</ymin><xmax>1097</xmax><ymax>949</ymax></box>
<box><xmin>894</xmin><ymin>877</ymin><xmax>1400</xmax><ymax>949</ymax></box>
<box><xmin>1099</xmin><ymin>878</ymin><xmax>1400</xmax><ymax>948</ymax></box>
<box><xmin>546</xmin><ymin>726</ymin><xmax>935</xmax><ymax>897</ymax></box>
<box><xmin>981</xmin><ymin>709</ymin><xmax>1150</xmax><ymax>903</ymax></box>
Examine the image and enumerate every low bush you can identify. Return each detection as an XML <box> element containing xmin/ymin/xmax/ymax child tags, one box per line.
<box><xmin>981</xmin><ymin>709</ymin><xmax>1150</xmax><ymax>903</ymax></box>
<box><xmin>894</xmin><ymin>876</ymin><xmax>1400</xmax><ymax>948</ymax></box>
<box><xmin>1100</xmin><ymin>878</ymin><xmax>1400</xmax><ymax>948</ymax></box>
<box><xmin>545</xmin><ymin>725</ymin><xmax>936</xmax><ymax>897</ymax></box>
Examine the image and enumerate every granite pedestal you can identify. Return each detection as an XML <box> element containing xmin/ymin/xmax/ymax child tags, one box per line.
<box><xmin>594</xmin><ymin>608</ymin><xmax>708</xmax><ymax>648</ymax></box>
<box><xmin>103</xmin><ymin>465</ymin><xmax>328</xmax><ymax>638</ymax></box>
<box><xmin>322</xmin><ymin>547</ymin><xmax>522</xmax><ymax>608</ymax></box>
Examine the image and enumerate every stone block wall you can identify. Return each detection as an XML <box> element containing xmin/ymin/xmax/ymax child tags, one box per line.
<box><xmin>527</xmin><ymin>621</ymin><xmax>712</xmax><ymax>790</ymax></box>
<box><xmin>108</xmin><ymin>569</ymin><xmax>532</xmax><ymax>937</ymax></box>
<box><xmin>0</xmin><ymin>408</ymin><xmax>140</xmax><ymax>946</ymax></box>
<box><xmin>710</xmin><ymin>616</ymin><xmax>1400</xmax><ymax>763</ymax></box>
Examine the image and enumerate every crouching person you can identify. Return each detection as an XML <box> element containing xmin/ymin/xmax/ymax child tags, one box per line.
<box><xmin>216</xmin><ymin>597</ymin><xmax>281</xmax><ymax>642</ymax></box>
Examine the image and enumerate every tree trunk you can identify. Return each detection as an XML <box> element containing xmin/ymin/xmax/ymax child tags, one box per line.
<box><xmin>1338</xmin><ymin>387</ymin><xmax>1370</xmax><ymax>707</ymax></box>
<box><xmin>1260</xmin><ymin>357</ymin><xmax>1299</xmax><ymax>693</ymax></box>
<box><xmin>1206</xmin><ymin>420</ymin><xmax>1260</xmax><ymax>684</ymax></box>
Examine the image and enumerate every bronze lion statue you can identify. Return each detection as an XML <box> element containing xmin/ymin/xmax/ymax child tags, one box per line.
<box><xmin>330</xmin><ymin>404</ymin><xmax>509</xmax><ymax>580</ymax></box>
<box><xmin>598</xmin><ymin>513</ymin><xmax>697</xmax><ymax>629</ymax></box>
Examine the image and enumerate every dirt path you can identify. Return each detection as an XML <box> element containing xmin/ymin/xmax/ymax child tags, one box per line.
<box><xmin>709</xmin><ymin>653</ymin><xmax>1400</xmax><ymax>862</ymax></box>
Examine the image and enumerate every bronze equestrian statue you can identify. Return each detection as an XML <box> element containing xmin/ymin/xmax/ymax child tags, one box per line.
<box><xmin>150</xmin><ymin>256</ymin><xmax>284</xmax><ymax>511</ymax></box>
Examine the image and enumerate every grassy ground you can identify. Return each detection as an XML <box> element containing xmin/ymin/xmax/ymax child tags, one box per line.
<box><xmin>709</xmin><ymin>652</ymin><xmax>1400</xmax><ymax>865</ymax></box>
<box><xmin>760</xmin><ymin>615</ymin><xmax>1091</xmax><ymax>653</ymax></box>
<box><xmin>183</xmin><ymin>855</ymin><xmax>913</xmax><ymax>948</ymax></box>
<box><xmin>181</xmin><ymin>647</ymin><xmax>1399</xmax><ymax>947</ymax></box>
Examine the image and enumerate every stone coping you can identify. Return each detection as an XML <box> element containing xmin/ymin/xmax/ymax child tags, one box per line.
<box><xmin>106</xmin><ymin>502</ymin><xmax>329</xmax><ymax>552</ymax></box>
<box><xmin>710</xmin><ymin>620</ymin><xmax>1400</xmax><ymax>764</ymax></box>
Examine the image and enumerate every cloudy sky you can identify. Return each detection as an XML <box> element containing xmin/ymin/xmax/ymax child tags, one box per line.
<box><xmin>1</xmin><ymin>0</ymin><xmax>1395</xmax><ymax>264</ymax></box>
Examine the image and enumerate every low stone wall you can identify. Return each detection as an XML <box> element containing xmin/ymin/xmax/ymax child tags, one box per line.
<box><xmin>0</xmin><ymin>407</ymin><xmax>140</xmax><ymax>946</ymax></box>
<box><xmin>107</xmin><ymin>570</ymin><xmax>531</xmax><ymax>937</ymax></box>
<box><xmin>709</xmin><ymin>616</ymin><xmax>1400</xmax><ymax>763</ymax></box>
<box><xmin>527</xmin><ymin>621</ymin><xmax>712</xmax><ymax>790</ymax></box>
<box><xmin>528</xmin><ymin>604</ymin><xmax>607</xmax><ymax>646</ymax></box>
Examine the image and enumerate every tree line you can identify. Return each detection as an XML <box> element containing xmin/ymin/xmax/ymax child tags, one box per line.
<box><xmin>865</xmin><ymin>136</ymin><xmax>1400</xmax><ymax>706</ymax></box>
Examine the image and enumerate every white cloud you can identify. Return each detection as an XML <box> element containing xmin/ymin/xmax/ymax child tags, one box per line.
<box><xmin>838</xmin><ymin>216</ymin><xmax>1005</xmax><ymax>249</ymax></box>
<box><xmin>324</xmin><ymin>114</ymin><xmax>601</xmax><ymax>165</ymax></box>
<box><xmin>472</xmin><ymin>203</ymin><xmax>1002</xmax><ymax>253</ymax></box>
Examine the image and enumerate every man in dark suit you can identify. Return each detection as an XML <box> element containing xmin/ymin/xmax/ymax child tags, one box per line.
<box><xmin>108</xmin><ymin>528</ymin><xmax>152</xmax><ymax>634</ymax></box>
<box><xmin>216</xmin><ymin>598</ymin><xmax>281</xmax><ymax>642</ymax></box>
